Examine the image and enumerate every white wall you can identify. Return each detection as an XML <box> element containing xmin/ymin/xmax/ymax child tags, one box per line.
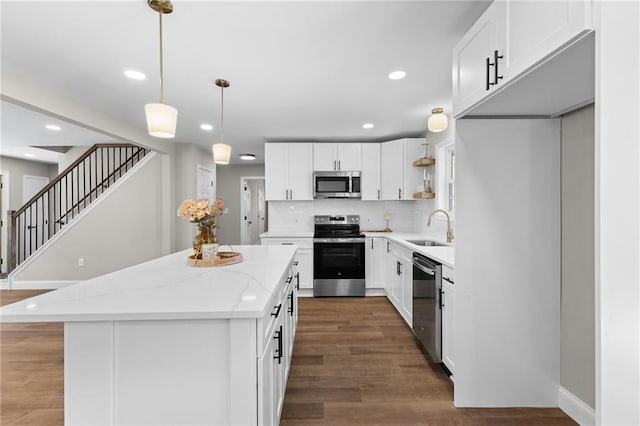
<box><xmin>561</xmin><ymin>105</ymin><xmax>595</xmax><ymax>409</ymax></box>
<box><xmin>12</xmin><ymin>154</ymin><xmax>165</xmax><ymax>282</ymax></box>
<box><xmin>595</xmin><ymin>2</ymin><xmax>640</xmax><ymax>424</ymax></box>
<box><xmin>174</xmin><ymin>143</ymin><xmax>216</xmax><ymax>252</ymax></box>
<box><xmin>0</xmin><ymin>156</ymin><xmax>58</xmax><ymax>209</ymax></box>
<box><xmin>215</xmin><ymin>163</ymin><xmax>265</xmax><ymax>245</ymax></box>
<box><xmin>455</xmin><ymin>118</ymin><xmax>561</xmax><ymax>407</ymax></box>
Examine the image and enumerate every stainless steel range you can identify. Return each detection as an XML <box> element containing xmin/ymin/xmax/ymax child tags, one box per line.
<box><xmin>313</xmin><ymin>215</ymin><xmax>365</xmax><ymax>297</ymax></box>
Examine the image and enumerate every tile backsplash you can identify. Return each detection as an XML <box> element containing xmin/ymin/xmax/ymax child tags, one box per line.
<box><xmin>268</xmin><ymin>198</ymin><xmax>452</xmax><ymax>239</ymax></box>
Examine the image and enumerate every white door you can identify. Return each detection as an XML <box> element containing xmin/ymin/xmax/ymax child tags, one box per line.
<box><xmin>241</xmin><ymin>178</ymin><xmax>266</xmax><ymax>245</ymax></box>
<box><xmin>23</xmin><ymin>175</ymin><xmax>50</xmax><ymax>250</ymax></box>
<box><xmin>197</xmin><ymin>165</ymin><xmax>215</xmax><ymax>203</ymax></box>
<box><xmin>0</xmin><ymin>172</ymin><xmax>6</xmax><ymax>273</ymax></box>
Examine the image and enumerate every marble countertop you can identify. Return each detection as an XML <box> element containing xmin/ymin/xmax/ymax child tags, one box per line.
<box><xmin>0</xmin><ymin>245</ymin><xmax>297</xmax><ymax>323</ymax></box>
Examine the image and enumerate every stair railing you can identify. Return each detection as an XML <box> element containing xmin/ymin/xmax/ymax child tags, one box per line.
<box><xmin>7</xmin><ymin>144</ymin><xmax>150</xmax><ymax>272</ymax></box>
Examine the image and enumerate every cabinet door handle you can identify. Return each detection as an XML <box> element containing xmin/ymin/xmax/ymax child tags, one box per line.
<box><xmin>398</xmin><ymin>188</ymin><xmax>402</xmax><ymax>199</ymax></box>
<box><xmin>293</xmin><ymin>261</ymin><xmax>299</xmax><ymax>266</ymax></box>
<box><xmin>486</xmin><ymin>56</ymin><xmax>492</xmax><ymax>90</ymax></box>
<box><xmin>371</xmin><ymin>239</ymin><xmax>374</xmax><ymax>249</ymax></box>
<box><xmin>273</xmin><ymin>326</ymin><xmax>283</xmax><ymax>364</ymax></box>
<box><xmin>338</xmin><ymin>160</ymin><xmax>341</xmax><ymax>170</ymax></box>
<box><xmin>281</xmin><ymin>242</ymin><xmax>294</xmax><ymax>245</ymax></box>
<box><xmin>288</xmin><ymin>291</ymin><xmax>294</xmax><ymax>315</ymax></box>
<box><xmin>386</xmin><ymin>241</ymin><xmax>390</xmax><ymax>253</ymax></box>
<box><xmin>333</xmin><ymin>160</ymin><xmax>337</xmax><ymax>171</ymax></box>
<box><xmin>377</xmin><ymin>189</ymin><xmax>380</xmax><ymax>200</ymax></box>
<box><xmin>396</xmin><ymin>260</ymin><xmax>401</xmax><ymax>276</ymax></box>
<box><xmin>286</xmin><ymin>276</ymin><xmax>293</xmax><ymax>284</ymax></box>
<box><xmin>271</xmin><ymin>303</ymin><xmax>282</xmax><ymax>318</ymax></box>
<box><xmin>443</xmin><ymin>276</ymin><xmax>454</xmax><ymax>284</ymax></box>
<box><xmin>439</xmin><ymin>288</ymin><xmax>444</xmax><ymax>309</ymax></box>
<box><xmin>493</xmin><ymin>50</ymin><xmax>504</xmax><ymax>85</ymax></box>
<box><xmin>296</xmin><ymin>272</ymin><xmax>300</xmax><ymax>290</ymax></box>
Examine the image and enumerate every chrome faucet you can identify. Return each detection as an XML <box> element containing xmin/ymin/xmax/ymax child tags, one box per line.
<box><xmin>427</xmin><ymin>209</ymin><xmax>454</xmax><ymax>243</ymax></box>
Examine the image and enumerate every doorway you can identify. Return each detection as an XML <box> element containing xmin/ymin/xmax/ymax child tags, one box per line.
<box><xmin>240</xmin><ymin>177</ymin><xmax>267</xmax><ymax>245</ymax></box>
<box><xmin>0</xmin><ymin>171</ymin><xmax>8</xmax><ymax>275</ymax></box>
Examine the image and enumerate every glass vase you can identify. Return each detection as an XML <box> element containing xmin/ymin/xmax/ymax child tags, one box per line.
<box><xmin>193</xmin><ymin>223</ymin><xmax>217</xmax><ymax>258</ymax></box>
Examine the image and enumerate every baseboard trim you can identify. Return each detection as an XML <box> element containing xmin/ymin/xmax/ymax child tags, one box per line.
<box><xmin>558</xmin><ymin>386</ymin><xmax>595</xmax><ymax>426</ymax></box>
<box><xmin>9</xmin><ymin>280</ymin><xmax>79</xmax><ymax>290</ymax></box>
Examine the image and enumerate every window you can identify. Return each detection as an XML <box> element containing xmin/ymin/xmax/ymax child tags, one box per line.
<box><xmin>436</xmin><ymin>140</ymin><xmax>455</xmax><ymax>215</ymax></box>
<box><xmin>446</xmin><ymin>146</ymin><xmax>455</xmax><ymax>214</ymax></box>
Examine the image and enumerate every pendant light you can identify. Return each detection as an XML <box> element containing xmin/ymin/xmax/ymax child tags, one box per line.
<box><xmin>145</xmin><ymin>0</ymin><xmax>178</xmax><ymax>139</ymax></box>
<box><xmin>212</xmin><ymin>79</ymin><xmax>232</xmax><ymax>164</ymax></box>
<box><xmin>427</xmin><ymin>107</ymin><xmax>448</xmax><ymax>133</ymax></box>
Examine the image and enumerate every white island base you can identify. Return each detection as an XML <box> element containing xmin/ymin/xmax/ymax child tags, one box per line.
<box><xmin>1</xmin><ymin>246</ymin><xmax>299</xmax><ymax>426</ymax></box>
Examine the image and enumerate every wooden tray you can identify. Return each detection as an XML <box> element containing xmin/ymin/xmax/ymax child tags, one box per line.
<box><xmin>187</xmin><ymin>252</ymin><xmax>244</xmax><ymax>267</ymax></box>
<box><xmin>413</xmin><ymin>192</ymin><xmax>436</xmax><ymax>199</ymax></box>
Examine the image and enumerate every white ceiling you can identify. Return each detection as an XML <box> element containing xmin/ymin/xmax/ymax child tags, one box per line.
<box><xmin>0</xmin><ymin>1</ymin><xmax>490</xmax><ymax>165</ymax></box>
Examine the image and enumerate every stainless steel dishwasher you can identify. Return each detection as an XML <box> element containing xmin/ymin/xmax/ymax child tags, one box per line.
<box><xmin>412</xmin><ymin>252</ymin><xmax>442</xmax><ymax>363</ymax></box>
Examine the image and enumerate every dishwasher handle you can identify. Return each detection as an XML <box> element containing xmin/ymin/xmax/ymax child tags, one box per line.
<box><xmin>413</xmin><ymin>258</ymin><xmax>436</xmax><ymax>276</ymax></box>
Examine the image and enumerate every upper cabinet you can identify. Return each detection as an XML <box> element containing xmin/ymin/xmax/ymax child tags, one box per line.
<box><xmin>380</xmin><ymin>138</ymin><xmax>424</xmax><ymax>201</ymax></box>
<box><xmin>452</xmin><ymin>1</ymin><xmax>506</xmax><ymax>117</ymax></box>
<box><xmin>361</xmin><ymin>143</ymin><xmax>381</xmax><ymax>200</ymax></box>
<box><xmin>453</xmin><ymin>0</ymin><xmax>592</xmax><ymax>117</ymax></box>
<box><xmin>265</xmin><ymin>143</ymin><xmax>313</xmax><ymax>201</ymax></box>
<box><xmin>313</xmin><ymin>143</ymin><xmax>362</xmax><ymax>171</ymax></box>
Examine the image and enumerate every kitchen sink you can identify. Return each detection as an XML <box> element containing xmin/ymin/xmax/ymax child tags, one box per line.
<box><xmin>406</xmin><ymin>239</ymin><xmax>448</xmax><ymax>247</ymax></box>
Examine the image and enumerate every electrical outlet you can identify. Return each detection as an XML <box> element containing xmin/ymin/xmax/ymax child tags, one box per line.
<box><xmin>78</xmin><ymin>258</ymin><xmax>85</xmax><ymax>267</ymax></box>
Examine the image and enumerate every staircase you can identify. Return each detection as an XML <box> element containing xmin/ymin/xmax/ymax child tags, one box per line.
<box><xmin>7</xmin><ymin>144</ymin><xmax>150</xmax><ymax>272</ymax></box>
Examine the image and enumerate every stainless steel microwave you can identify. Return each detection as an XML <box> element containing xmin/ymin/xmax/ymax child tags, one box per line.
<box><xmin>313</xmin><ymin>171</ymin><xmax>361</xmax><ymax>199</ymax></box>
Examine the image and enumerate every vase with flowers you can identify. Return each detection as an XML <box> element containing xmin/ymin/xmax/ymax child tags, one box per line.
<box><xmin>177</xmin><ymin>197</ymin><xmax>224</xmax><ymax>259</ymax></box>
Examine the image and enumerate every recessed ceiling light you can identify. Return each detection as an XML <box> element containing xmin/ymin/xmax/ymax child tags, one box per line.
<box><xmin>388</xmin><ymin>70</ymin><xmax>406</xmax><ymax>80</ymax></box>
<box><xmin>362</xmin><ymin>123</ymin><xmax>374</xmax><ymax>129</ymax></box>
<box><xmin>124</xmin><ymin>70</ymin><xmax>146</xmax><ymax>80</ymax></box>
<box><xmin>200</xmin><ymin>123</ymin><xmax>213</xmax><ymax>131</ymax></box>
<box><xmin>240</xmin><ymin>153</ymin><xmax>256</xmax><ymax>161</ymax></box>
<box><xmin>24</xmin><ymin>153</ymin><xmax>36</xmax><ymax>158</ymax></box>
<box><xmin>45</xmin><ymin>124</ymin><xmax>61</xmax><ymax>131</ymax></box>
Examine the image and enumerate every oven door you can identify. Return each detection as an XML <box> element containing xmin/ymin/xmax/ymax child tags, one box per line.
<box><xmin>313</xmin><ymin>238</ymin><xmax>365</xmax><ymax>296</ymax></box>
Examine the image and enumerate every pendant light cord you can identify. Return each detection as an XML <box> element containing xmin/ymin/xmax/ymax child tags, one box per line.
<box><xmin>220</xmin><ymin>85</ymin><xmax>224</xmax><ymax>144</ymax></box>
<box><xmin>158</xmin><ymin>11</ymin><xmax>164</xmax><ymax>104</ymax></box>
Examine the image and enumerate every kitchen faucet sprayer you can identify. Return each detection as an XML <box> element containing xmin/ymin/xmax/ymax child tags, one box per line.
<box><xmin>427</xmin><ymin>209</ymin><xmax>454</xmax><ymax>243</ymax></box>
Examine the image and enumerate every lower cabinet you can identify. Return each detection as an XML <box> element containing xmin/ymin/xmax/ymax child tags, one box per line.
<box><xmin>258</xmin><ymin>263</ymin><xmax>298</xmax><ymax>426</ymax></box>
<box><xmin>365</xmin><ymin>237</ymin><xmax>385</xmax><ymax>289</ymax></box>
<box><xmin>383</xmin><ymin>240</ymin><xmax>413</xmax><ymax>327</ymax></box>
<box><xmin>260</xmin><ymin>237</ymin><xmax>313</xmax><ymax>291</ymax></box>
<box><xmin>441</xmin><ymin>265</ymin><xmax>455</xmax><ymax>375</ymax></box>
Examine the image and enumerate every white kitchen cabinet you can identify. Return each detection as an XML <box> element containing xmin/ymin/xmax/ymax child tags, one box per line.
<box><xmin>502</xmin><ymin>0</ymin><xmax>592</xmax><ymax>82</ymax></box>
<box><xmin>380</xmin><ymin>138</ymin><xmax>424</xmax><ymax>200</ymax></box>
<box><xmin>385</xmin><ymin>240</ymin><xmax>413</xmax><ymax>326</ymax></box>
<box><xmin>452</xmin><ymin>1</ymin><xmax>506</xmax><ymax>116</ymax></box>
<box><xmin>361</xmin><ymin>143</ymin><xmax>381</xmax><ymax>200</ymax></box>
<box><xmin>260</xmin><ymin>237</ymin><xmax>313</xmax><ymax>292</ymax></box>
<box><xmin>313</xmin><ymin>143</ymin><xmax>361</xmax><ymax>171</ymax></box>
<box><xmin>441</xmin><ymin>265</ymin><xmax>455</xmax><ymax>376</ymax></box>
<box><xmin>365</xmin><ymin>237</ymin><xmax>384</xmax><ymax>289</ymax></box>
<box><xmin>265</xmin><ymin>143</ymin><xmax>313</xmax><ymax>200</ymax></box>
<box><xmin>453</xmin><ymin>0</ymin><xmax>592</xmax><ymax>117</ymax></box>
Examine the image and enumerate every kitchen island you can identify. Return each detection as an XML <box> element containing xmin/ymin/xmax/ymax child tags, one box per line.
<box><xmin>0</xmin><ymin>245</ymin><xmax>299</xmax><ymax>426</ymax></box>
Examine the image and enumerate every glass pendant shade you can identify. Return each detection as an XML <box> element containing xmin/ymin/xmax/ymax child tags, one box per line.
<box><xmin>145</xmin><ymin>103</ymin><xmax>178</xmax><ymax>138</ymax></box>
<box><xmin>213</xmin><ymin>143</ymin><xmax>231</xmax><ymax>164</ymax></box>
<box><xmin>427</xmin><ymin>108</ymin><xmax>448</xmax><ymax>133</ymax></box>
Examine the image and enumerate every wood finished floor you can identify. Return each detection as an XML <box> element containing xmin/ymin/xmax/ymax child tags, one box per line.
<box><xmin>0</xmin><ymin>291</ymin><xmax>576</xmax><ymax>425</ymax></box>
